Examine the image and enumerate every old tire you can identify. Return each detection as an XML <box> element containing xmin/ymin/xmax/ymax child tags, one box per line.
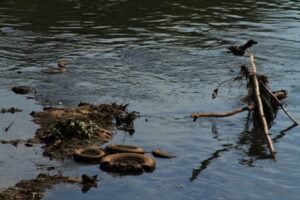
<box><xmin>100</xmin><ymin>153</ymin><xmax>155</xmax><ymax>173</ymax></box>
<box><xmin>105</xmin><ymin>144</ymin><xmax>145</xmax><ymax>154</ymax></box>
<box><xmin>73</xmin><ymin>148</ymin><xmax>105</xmax><ymax>163</ymax></box>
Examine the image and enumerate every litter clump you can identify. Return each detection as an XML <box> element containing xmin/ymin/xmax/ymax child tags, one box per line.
<box><xmin>28</xmin><ymin>102</ymin><xmax>139</xmax><ymax>160</ymax></box>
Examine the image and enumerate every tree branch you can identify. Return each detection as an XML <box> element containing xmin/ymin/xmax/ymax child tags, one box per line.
<box><xmin>191</xmin><ymin>105</ymin><xmax>254</xmax><ymax>118</ymax></box>
<box><xmin>249</xmin><ymin>51</ymin><xmax>276</xmax><ymax>159</ymax></box>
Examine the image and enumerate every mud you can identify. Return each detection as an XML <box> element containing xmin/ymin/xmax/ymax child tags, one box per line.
<box><xmin>0</xmin><ymin>173</ymin><xmax>98</xmax><ymax>200</ymax></box>
<box><xmin>0</xmin><ymin>173</ymin><xmax>77</xmax><ymax>200</ymax></box>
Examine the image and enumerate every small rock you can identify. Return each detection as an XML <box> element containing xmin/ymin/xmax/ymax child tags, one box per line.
<box><xmin>12</xmin><ymin>86</ymin><xmax>37</xmax><ymax>95</ymax></box>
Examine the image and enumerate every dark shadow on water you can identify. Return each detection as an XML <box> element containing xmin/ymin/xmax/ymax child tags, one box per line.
<box><xmin>237</xmin><ymin>113</ymin><xmax>271</xmax><ymax>161</ymax></box>
<box><xmin>190</xmin><ymin>143</ymin><xmax>233</xmax><ymax>182</ymax></box>
<box><xmin>272</xmin><ymin>123</ymin><xmax>298</xmax><ymax>143</ymax></box>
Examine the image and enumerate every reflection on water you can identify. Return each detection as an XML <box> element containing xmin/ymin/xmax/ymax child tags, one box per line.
<box><xmin>191</xmin><ymin>114</ymin><xmax>275</xmax><ymax>181</ymax></box>
<box><xmin>1</xmin><ymin>0</ymin><xmax>300</xmax><ymax>199</ymax></box>
<box><xmin>273</xmin><ymin>123</ymin><xmax>298</xmax><ymax>143</ymax></box>
<box><xmin>190</xmin><ymin>144</ymin><xmax>233</xmax><ymax>181</ymax></box>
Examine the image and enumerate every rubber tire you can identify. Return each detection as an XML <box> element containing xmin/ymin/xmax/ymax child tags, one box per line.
<box><xmin>105</xmin><ymin>144</ymin><xmax>145</xmax><ymax>154</ymax></box>
<box><xmin>73</xmin><ymin>148</ymin><xmax>105</xmax><ymax>163</ymax></box>
<box><xmin>100</xmin><ymin>153</ymin><xmax>155</xmax><ymax>173</ymax></box>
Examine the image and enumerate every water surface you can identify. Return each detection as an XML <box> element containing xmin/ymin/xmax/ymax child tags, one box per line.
<box><xmin>1</xmin><ymin>0</ymin><xmax>300</xmax><ymax>199</ymax></box>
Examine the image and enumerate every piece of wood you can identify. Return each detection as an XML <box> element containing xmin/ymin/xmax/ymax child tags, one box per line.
<box><xmin>249</xmin><ymin>51</ymin><xmax>276</xmax><ymax>159</ymax></box>
<box><xmin>191</xmin><ymin>91</ymin><xmax>286</xmax><ymax>119</ymax></box>
<box><xmin>191</xmin><ymin>105</ymin><xmax>254</xmax><ymax>118</ymax></box>
<box><xmin>261</xmin><ymin>84</ymin><xmax>298</xmax><ymax>125</ymax></box>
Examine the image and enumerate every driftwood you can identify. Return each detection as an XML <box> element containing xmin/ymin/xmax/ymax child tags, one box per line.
<box><xmin>192</xmin><ymin>105</ymin><xmax>254</xmax><ymax>118</ymax></box>
<box><xmin>192</xmin><ymin>40</ymin><xmax>299</xmax><ymax>159</ymax></box>
<box><xmin>249</xmin><ymin>51</ymin><xmax>276</xmax><ymax>159</ymax></box>
<box><xmin>192</xmin><ymin>51</ymin><xmax>296</xmax><ymax>159</ymax></box>
<box><xmin>191</xmin><ymin>91</ymin><xmax>286</xmax><ymax>119</ymax></box>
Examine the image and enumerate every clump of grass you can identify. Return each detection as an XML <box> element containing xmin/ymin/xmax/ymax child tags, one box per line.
<box><xmin>46</xmin><ymin>118</ymin><xmax>101</xmax><ymax>141</ymax></box>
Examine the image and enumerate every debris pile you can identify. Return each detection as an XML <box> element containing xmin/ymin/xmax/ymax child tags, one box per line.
<box><xmin>0</xmin><ymin>174</ymin><xmax>77</xmax><ymax>200</ymax></box>
<box><xmin>192</xmin><ymin>40</ymin><xmax>298</xmax><ymax>159</ymax></box>
<box><xmin>0</xmin><ymin>173</ymin><xmax>98</xmax><ymax>200</ymax></box>
<box><xmin>29</xmin><ymin>102</ymin><xmax>139</xmax><ymax>159</ymax></box>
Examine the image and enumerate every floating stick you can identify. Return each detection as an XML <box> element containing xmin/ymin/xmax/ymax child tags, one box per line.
<box><xmin>191</xmin><ymin>105</ymin><xmax>254</xmax><ymax>119</ymax></box>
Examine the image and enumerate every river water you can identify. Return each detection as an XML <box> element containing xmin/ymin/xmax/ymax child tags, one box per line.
<box><xmin>0</xmin><ymin>0</ymin><xmax>300</xmax><ymax>199</ymax></box>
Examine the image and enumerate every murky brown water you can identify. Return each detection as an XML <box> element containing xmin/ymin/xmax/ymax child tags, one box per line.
<box><xmin>1</xmin><ymin>0</ymin><xmax>300</xmax><ymax>199</ymax></box>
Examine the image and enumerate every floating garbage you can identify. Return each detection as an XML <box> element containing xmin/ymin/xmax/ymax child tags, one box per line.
<box><xmin>100</xmin><ymin>153</ymin><xmax>156</xmax><ymax>174</ymax></box>
<box><xmin>73</xmin><ymin>147</ymin><xmax>106</xmax><ymax>163</ymax></box>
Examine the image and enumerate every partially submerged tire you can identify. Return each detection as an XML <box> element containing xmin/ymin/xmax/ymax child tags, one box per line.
<box><xmin>73</xmin><ymin>148</ymin><xmax>105</xmax><ymax>163</ymax></box>
<box><xmin>100</xmin><ymin>153</ymin><xmax>155</xmax><ymax>173</ymax></box>
<box><xmin>105</xmin><ymin>144</ymin><xmax>145</xmax><ymax>154</ymax></box>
